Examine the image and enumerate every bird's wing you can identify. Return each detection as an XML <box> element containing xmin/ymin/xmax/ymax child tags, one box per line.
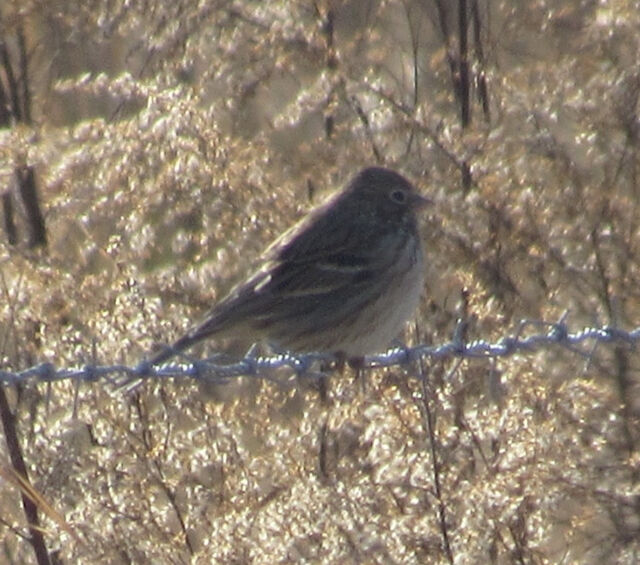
<box><xmin>264</xmin><ymin>189</ymin><xmax>362</xmax><ymax>262</ymax></box>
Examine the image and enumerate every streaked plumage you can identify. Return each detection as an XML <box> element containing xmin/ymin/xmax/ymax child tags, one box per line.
<box><xmin>149</xmin><ymin>166</ymin><xmax>430</xmax><ymax>365</ymax></box>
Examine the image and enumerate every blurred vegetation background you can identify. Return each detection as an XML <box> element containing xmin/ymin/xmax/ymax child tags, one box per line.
<box><xmin>1</xmin><ymin>1</ymin><xmax>639</xmax><ymax>563</ymax></box>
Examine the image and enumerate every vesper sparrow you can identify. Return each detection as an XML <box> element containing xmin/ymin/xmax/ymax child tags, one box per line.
<box><xmin>148</xmin><ymin>166</ymin><xmax>430</xmax><ymax>367</ymax></box>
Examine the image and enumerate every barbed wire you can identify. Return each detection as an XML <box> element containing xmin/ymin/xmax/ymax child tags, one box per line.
<box><xmin>1</xmin><ymin>317</ymin><xmax>638</xmax><ymax>387</ymax></box>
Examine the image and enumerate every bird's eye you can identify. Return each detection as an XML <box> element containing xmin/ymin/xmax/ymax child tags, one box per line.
<box><xmin>389</xmin><ymin>189</ymin><xmax>407</xmax><ymax>204</ymax></box>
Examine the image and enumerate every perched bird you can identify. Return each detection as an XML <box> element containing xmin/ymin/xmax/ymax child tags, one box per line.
<box><xmin>147</xmin><ymin>166</ymin><xmax>430</xmax><ymax>367</ymax></box>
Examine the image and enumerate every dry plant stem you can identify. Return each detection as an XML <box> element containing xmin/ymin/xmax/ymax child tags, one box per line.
<box><xmin>318</xmin><ymin>420</ymin><xmax>330</xmax><ymax>480</ymax></box>
<box><xmin>348</xmin><ymin>93</ymin><xmax>382</xmax><ymax>163</ymax></box>
<box><xmin>590</xmin><ymin>229</ymin><xmax>637</xmax><ymax>455</ymax></box>
<box><xmin>16</xmin><ymin>23</ymin><xmax>31</xmax><ymax>123</ymax></box>
<box><xmin>2</xmin><ymin>190</ymin><xmax>17</xmax><ymax>245</ymax></box>
<box><xmin>347</xmin><ymin>356</ymin><xmax>366</xmax><ymax>394</ymax></box>
<box><xmin>0</xmin><ymin>386</ymin><xmax>52</xmax><ymax>565</ymax></box>
<box><xmin>471</xmin><ymin>0</ymin><xmax>490</xmax><ymax>120</ymax></box>
<box><xmin>457</xmin><ymin>0</ymin><xmax>470</xmax><ymax>128</ymax></box>
<box><xmin>415</xmin><ymin>349</ymin><xmax>454</xmax><ymax>563</ymax></box>
<box><xmin>402</xmin><ymin>1</ymin><xmax>420</xmax><ymax>157</ymax></box>
<box><xmin>433</xmin><ymin>0</ymin><xmax>473</xmax><ymax>191</ymax></box>
<box><xmin>366</xmin><ymin>84</ymin><xmax>476</xmax><ymax>190</ymax></box>
<box><xmin>133</xmin><ymin>391</ymin><xmax>195</xmax><ymax>556</ymax></box>
<box><xmin>16</xmin><ymin>165</ymin><xmax>47</xmax><ymax>248</ymax></box>
<box><xmin>0</xmin><ymin>40</ymin><xmax>22</xmax><ymax>122</ymax></box>
<box><xmin>1</xmin><ymin>23</ymin><xmax>47</xmax><ymax>247</ymax></box>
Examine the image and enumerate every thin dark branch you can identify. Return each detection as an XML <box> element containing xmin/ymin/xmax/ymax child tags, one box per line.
<box><xmin>348</xmin><ymin>93</ymin><xmax>383</xmax><ymax>164</ymax></box>
<box><xmin>414</xmin><ymin>325</ymin><xmax>455</xmax><ymax>564</ymax></box>
<box><xmin>458</xmin><ymin>0</ymin><xmax>470</xmax><ymax>127</ymax></box>
<box><xmin>17</xmin><ymin>22</ymin><xmax>32</xmax><ymax>124</ymax></box>
<box><xmin>471</xmin><ymin>0</ymin><xmax>490</xmax><ymax>121</ymax></box>
<box><xmin>0</xmin><ymin>387</ymin><xmax>52</xmax><ymax>565</ymax></box>
<box><xmin>0</xmin><ymin>39</ymin><xmax>22</xmax><ymax>121</ymax></box>
<box><xmin>0</xmin><ymin>63</ymin><xmax>11</xmax><ymax>126</ymax></box>
<box><xmin>2</xmin><ymin>190</ymin><xmax>18</xmax><ymax>245</ymax></box>
<box><xmin>432</xmin><ymin>0</ymin><xmax>459</xmax><ymax>103</ymax></box>
<box><xmin>431</xmin><ymin>0</ymin><xmax>473</xmax><ymax>192</ymax></box>
<box><xmin>590</xmin><ymin>228</ymin><xmax>636</xmax><ymax>456</ymax></box>
<box><xmin>366</xmin><ymin>83</ymin><xmax>476</xmax><ymax>187</ymax></box>
<box><xmin>16</xmin><ymin>165</ymin><xmax>47</xmax><ymax>247</ymax></box>
<box><xmin>403</xmin><ymin>1</ymin><xmax>421</xmax><ymax>156</ymax></box>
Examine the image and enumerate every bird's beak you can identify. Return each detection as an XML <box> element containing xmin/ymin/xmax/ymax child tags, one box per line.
<box><xmin>411</xmin><ymin>193</ymin><xmax>434</xmax><ymax>210</ymax></box>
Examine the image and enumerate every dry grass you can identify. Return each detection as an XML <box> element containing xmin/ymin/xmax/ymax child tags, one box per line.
<box><xmin>1</xmin><ymin>1</ymin><xmax>639</xmax><ymax>563</ymax></box>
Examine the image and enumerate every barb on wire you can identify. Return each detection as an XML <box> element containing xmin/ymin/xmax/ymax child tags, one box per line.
<box><xmin>0</xmin><ymin>318</ymin><xmax>638</xmax><ymax>387</ymax></box>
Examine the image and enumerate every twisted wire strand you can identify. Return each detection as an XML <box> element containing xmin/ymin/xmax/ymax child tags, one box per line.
<box><xmin>1</xmin><ymin>319</ymin><xmax>638</xmax><ymax>386</ymax></box>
